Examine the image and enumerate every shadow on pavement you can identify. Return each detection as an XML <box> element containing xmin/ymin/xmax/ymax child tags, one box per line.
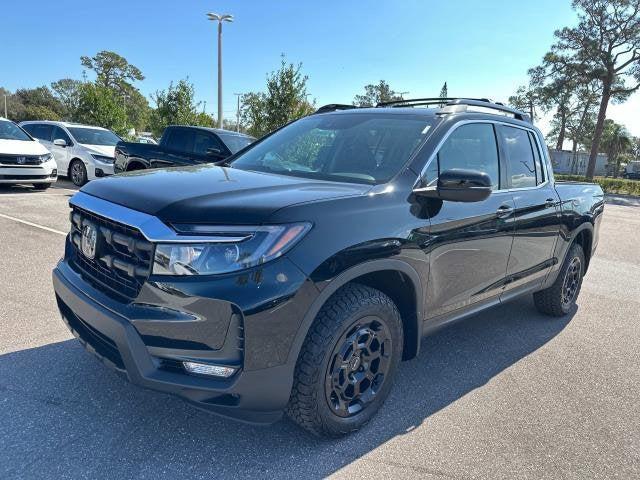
<box><xmin>0</xmin><ymin>296</ymin><xmax>573</xmax><ymax>478</ymax></box>
<box><xmin>605</xmin><ymin>194</ymin><xmax>640</xmax><ymax>208</ymax></box>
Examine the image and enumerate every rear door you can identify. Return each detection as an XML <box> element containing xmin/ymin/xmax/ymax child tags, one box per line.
<box><xmin>498</xmin><ymin>125</ymin><xmax>560</xmax><ymax>298</ymax></box>
<box><xmin>424</xmin><ymin>122</ymin><xmax>516</xmax><ymax>319</ymax></box>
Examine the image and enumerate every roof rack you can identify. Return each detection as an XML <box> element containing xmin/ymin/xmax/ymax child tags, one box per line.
<box><xmin>314</xmin><ymin>104</ymin><xmax>358</xmax><ymax>114</ymax></box>
<box><xmin>376</xmin><ymin>97</ymin><xmax>530</xmax><ymax>123</ymax></box>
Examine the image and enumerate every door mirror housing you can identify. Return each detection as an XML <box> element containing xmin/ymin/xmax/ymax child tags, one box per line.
<box><xmin>53</xmin><ymin>138</ymin><xmax>68</xmax><ymax>147</ymax></box>
<box><xmin>414</xmin><ymin>169</ymin><xmax>492</xmax><ymax>202</ymax></box>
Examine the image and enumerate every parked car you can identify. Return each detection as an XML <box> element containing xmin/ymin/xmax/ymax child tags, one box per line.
<box><xmin>622</xmin><ymin>160</ymin><xmax>640</xmax><ymax>179</ymax></box>
<box><xmin>52</xmin><ymin>98</ymin><xmax>604</xmax><ymax>437</ymax></box>
<box><xmin>114</xmin><ymin>125</ymin><xmax>255</xmax><ymax>173</ymax></box>
<box><xmin>0</xmin><ymin>117</ymin><xmax>57</xmax><ymax>189</ymax></box>
<box><xmin>20</xmin><ymin>121</ymin><xmax>122</xmax><ymax>186</ymax></box>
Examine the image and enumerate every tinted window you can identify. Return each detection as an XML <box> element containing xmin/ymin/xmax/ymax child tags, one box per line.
<box><xmin>24</xmin><ymin>124</ymin><xmax>53</xmax><ymax>142</ymax></box>
<box><xmin>0</xmin><ymin>120</ymin><xmax>32</xmax><ymax>141</ymax></box>
<box><xmin>167</xmin><ymin>129</ymin><xmax>194</xmax><ymax>153</ymax></box>
<box><xmin>193</xmin><ymin>132</ymin><xmax>223</xmax><ymax>156</ymax></box>
<box><xmin>528</xmin><ymin>131</ymin><xmax>545</xmax><ymax>185</ymax></box>
<box><xmin>501</xmin><ymin>126</ymin><xmax>536</xmax><ymax>188</ymax></box>
<box><xmin>230</xmin><ymin>113</ymin><xmax>434</xmax><ymax>184</ymax></box>
<box><xmin>436</xmin><ymin>123</ymin><xmax>500</xmax><ymax>189</ymax></box>
<box><xmin>52</xmin><ymin>126</ymin><xmax>72</xmax><ymax>145</ymax></box>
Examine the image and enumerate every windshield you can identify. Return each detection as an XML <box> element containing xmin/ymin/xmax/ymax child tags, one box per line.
<box><xmin>0</xmin><ymin>120</ymin><xmax>32</xmax><ymax>141</ymax></box>
<box><xmin>229</xmin><ymin>113</ymin><xmax>434</xmax><ymax>184</ymax></box>
<box><xmin>218</xmin><ymin>132</ymin><xmax>255</xmax><ymax>154</ymax></box>
<box><xmin>67</xmin><ymin>127</ymin><xmax>121</xmax><ymax>146</ymax></box>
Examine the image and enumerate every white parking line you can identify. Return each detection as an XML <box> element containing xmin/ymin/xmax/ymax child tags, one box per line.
<box><xmin>0</xmin><ymin>212</ymin><xmax>66</xmax><ymax>236</ymax></box>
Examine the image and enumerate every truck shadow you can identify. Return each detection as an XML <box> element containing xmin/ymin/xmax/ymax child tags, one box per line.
<box><xmin>1</xmin><ymin>296</ymin><xmax>573</xmax><ymax>479</ymax></box>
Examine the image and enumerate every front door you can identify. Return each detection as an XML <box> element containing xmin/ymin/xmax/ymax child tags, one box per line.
<box><xmin>50</xmin><ymin>126</ymin><xmax>72</xmax><ymax>174</ymax></box>
<box><xmin>423</xmin><ymin>122</ymin><xmax>515</xmax><ymax>319</ymax></box>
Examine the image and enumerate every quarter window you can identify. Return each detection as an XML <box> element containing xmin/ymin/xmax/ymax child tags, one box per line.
<box><xmin>434</xmin><ymin>123</ymin><xmax>500</xmax><ymax>189</ymax></box>
<box><xmin>500</xmin><ymin>126</ymin><xmax>537</xmax><ymax>188</ymax></box>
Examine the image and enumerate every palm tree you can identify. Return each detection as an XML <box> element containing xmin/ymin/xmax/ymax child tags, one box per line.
<box><xmin>600</xmin><ymin>120</ymin><xmax>632</xmax><ymax>178</ymax></box>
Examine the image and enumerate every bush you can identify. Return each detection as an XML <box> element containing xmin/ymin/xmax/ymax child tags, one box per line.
<box><xmin>555</xmin><ymin>174</ymin><xmax>640</xmax><ymax>196</ymax></box>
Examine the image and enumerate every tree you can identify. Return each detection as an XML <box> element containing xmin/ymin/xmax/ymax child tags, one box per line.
<box><xmin>80</xmin><ymin>51</ymin><xmax>145</xmax><ymax>94</ymax></box>
<box><xmin>600</xmin><ymin>119</ymin><xmax>633</xmax><ymax>177</ymax></box>
<box><xmin>439</xmin><ymin>82</ymin><xmax>448</xmax><ymax>106</ymax></box>
<box><xmin>549</xmin><ymin>0</ymin><xmax>640</xmax><ymax>179</ymax></box>
<box><xmin>149</xmin><ymin>79</ymin><xmax>202</xmax><ymax>136</ymax></box>
<box><xmin>241</xmin><ymin>57</ymin><xmax>314</xmax><ymax>138</ymax></box>
<box><xmin>353</xmin><ymin>80</ymin><xmax>404</xmax><ymax>107</ymax></box>
<box><xmin>6</xmin><ymin>86</ymin><xmax>65</xmax><ymax>122</ymax></box>
<box><xmin>508</xmin><ymin>83</ymin><xmax>544</xmax><ymax>121</ymax></box>
<box><xmin>51</xmin><ymin>78</ymin><xmax>83</xmax><ymax>120</ymax></box>
<box><xmin>75</xmin><ymin>83</ymin><xmax>128</xmax><ymax>135</ymax></box>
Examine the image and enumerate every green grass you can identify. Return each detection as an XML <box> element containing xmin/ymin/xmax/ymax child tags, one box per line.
<box><xmin>555</xmin><ymin>174</ymin><xmax>640</xmax><ymax>196</ymax></box>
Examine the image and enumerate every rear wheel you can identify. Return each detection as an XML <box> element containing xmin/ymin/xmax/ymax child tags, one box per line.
<box><xmin>534</xmin><ymin>243</ymin><xmax>585</xmax><ymax>316</ymax></box>
<box><xmin>287</xmin><ymin>283</ymin><xmax>403</xmax><ymax>437</ymax></box>
<box><xmin>33</xmin><ymin>183</ymin><xmax>51</xmax><ymax>190</ymax></box>
<box><xmin>69</xmin><ymin>160</ymin><xmax>88</xmax><ymax>186</ymax></box>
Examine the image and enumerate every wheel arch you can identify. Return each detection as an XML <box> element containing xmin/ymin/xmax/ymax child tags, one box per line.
<box><xmin>287</xmin><ymin>259</ymin><xmax>424</xmax><ymax>368</ymax></box>
<box><xmin>66</xmin><ymin>157</ymin><xmax>85</xmax><ymax>177</ymax></box>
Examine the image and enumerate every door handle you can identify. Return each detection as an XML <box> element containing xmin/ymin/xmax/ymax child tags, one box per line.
<box><xmin>545</xmin><ymin>198</ymin><xmax>556</xmax><ymax>208</ymax></box>
<box><xmin>496</xmin><ymin>204</ymin><xmax>514</xmax><ymax>218</ymax></box>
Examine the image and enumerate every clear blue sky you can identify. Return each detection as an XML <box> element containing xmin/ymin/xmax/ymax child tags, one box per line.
<box><xmin>3</xmin><ymin>0</ymin><xmax>580</xmax><ymax>120</ymax></box>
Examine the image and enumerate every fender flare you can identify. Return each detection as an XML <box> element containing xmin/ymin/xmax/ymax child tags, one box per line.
<box><xmin>285</xmin><ymin>258</ymin><xmax>424</xmax><ymax>367</ymax></box>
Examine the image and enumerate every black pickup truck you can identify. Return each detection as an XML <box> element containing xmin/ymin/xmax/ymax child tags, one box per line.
<box><xmin>114</xmin><ymin>125</ymin><xmax>254</xmax><ymax>173</ymax></box>
<box><xmin>53</xmin><ymin>98</ymin><xmax>604</xmax><ymax>437</ymax></box>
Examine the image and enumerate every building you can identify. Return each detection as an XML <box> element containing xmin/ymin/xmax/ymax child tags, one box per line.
<box><xmin>549</xmin><ymin>149</ymin><xmax>608</xmax><ymax>176</ymax></box>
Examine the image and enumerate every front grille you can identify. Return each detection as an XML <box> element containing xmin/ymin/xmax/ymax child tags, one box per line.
<box><xmin>0</xmin><ymin>154</ymin><xmax>43</xmax><ymax>166</ymax></box>
<box><xmin>69</xmin><ymin>206</ymin><xmax>153</xmax><ymax>301</ymax></box>
<box><xmin>0</xmin><ymin>174</ymin><xmax>48</xmax><ymax>180</ymax></box>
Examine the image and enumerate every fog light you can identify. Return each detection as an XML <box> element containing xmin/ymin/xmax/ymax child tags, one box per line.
<box><xmin>183</xmin><ymin>361</ymin><xmax>236</xmax><ymax>378</ymax></box>
<box><xmin>50</xmin><ymin>169</ymin><xmax>58</xmax><ymax>177</ymax></box>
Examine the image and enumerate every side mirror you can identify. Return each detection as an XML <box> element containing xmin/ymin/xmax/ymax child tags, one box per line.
<box><xmin>414</xmin><ymin>169</ymin><xmax>492</xmax><ymax>202</ymax></box>
<box><xmin>53</xmin><ymin>138</ymin><xmax>68</xmax><ymax>147</ymax></box>
<box><xmin>206</xmin><ymin>147</ymin><xmax>222</xmax><ymax>156</ymax></box>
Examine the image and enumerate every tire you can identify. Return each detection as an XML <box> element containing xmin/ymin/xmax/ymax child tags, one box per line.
<box><xmin>287</xmin><ymin>283</ymin><xmax>403</xmax><ymax>437</ymax></box>
<box><xmin>33</xmin><ymin>183</ymin><xmax>51</xmax><ymax>190</ymax></box>
<box><xmin>69</xmin><ymin>160</ymin><xmax>88</xmax><ymax>186</ymax></box>
<box><xmin>534</xmin><ymin>243</ymin><xmax>585</xmax><ymax>317</ymax></box>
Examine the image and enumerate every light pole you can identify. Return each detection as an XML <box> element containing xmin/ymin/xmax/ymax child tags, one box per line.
<box><xmin>233</xmin><ymin>93</ymin><xmax>242</xmax><ymax>132</ymax></box>
<box><xmin>3</xmin><ymin>94</ymin><xmax>7</xmax><ymax>118</ymax></box>
<box><xmin>207</xmin><ymin>12</ymin><xmax>233</xmax><ymax>129</ymax></box>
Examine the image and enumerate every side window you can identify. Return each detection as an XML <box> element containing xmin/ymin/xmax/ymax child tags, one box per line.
<box><xmin>434</xmin><ymin>123</ymin><xmax>500</xmax><ymax>189</ymax></box>
<box><xmin>25</xmin><ymin>124</ymin><xmax>53</xmax><ymax>142</ymax></box>
<box><xmin>167</xmin><ymin>129</ymin><xmax>194</xmax><ymax>153</ymax></box>
<box><xmin>528</xmin><ymin>131</ymin><xmax>545</xmax><ymax>185</ymax></box>
<box><xmin>52</xmin><ymin>126</ymin><xmax>72</xmax><ymax>145</ymax></box>
<box><xmin>500</xmin><ymin>126</ymin><xmax>537</xmax><ymax>188</ymax></box>
<box><xmin>193</xmin><ymin>132</ymin><xmax>223</xmax><ymax>156</ymax></box>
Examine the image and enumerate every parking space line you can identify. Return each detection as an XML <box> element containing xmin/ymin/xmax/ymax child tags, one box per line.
<box><xmin>0</xmin><ymin>212</ymin><xmax>66</xmax><ymax>236</ymax></box>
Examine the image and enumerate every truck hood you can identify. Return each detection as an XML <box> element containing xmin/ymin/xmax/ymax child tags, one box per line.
<box><xmin>80</xmin><ymin>165</ymin><xmax>371</xmax><ymax>224</ymax></box>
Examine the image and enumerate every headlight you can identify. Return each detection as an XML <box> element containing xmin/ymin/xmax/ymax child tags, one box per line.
<box><xmin>91</xmin><ymin>154</ymin><xmax>115</xmax><ymax>164</ymax></box>
<box><xmin>152</xmin><ymin>223</ymin><xmax>311</xmax><ymax>276</ymax></box>
<box><xmin>38</xmin><ymin>153</ymin><xmax>54</xmax><ymax>164</ymax></box>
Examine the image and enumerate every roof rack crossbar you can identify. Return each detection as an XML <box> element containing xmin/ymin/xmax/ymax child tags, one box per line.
<box><xmin>314</xmin><ymin>104</ymin><xmax>358</xmax><ymax>114</ymax></box>
<box><xmin>376</xmin><ymin>97</ymin><xmax>490</xmax><ymax>108</ymax></box>
<box><xmin>443</xmin><ymin>99</ymin><xmax>531</xmax><ymax>123</ymax></box>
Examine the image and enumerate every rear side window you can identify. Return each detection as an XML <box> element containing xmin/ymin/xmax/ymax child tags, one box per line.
<box><xmin>166</xmin><ymin>129</ymin><xmax>194</xmax><ymax>153</ymax></box>
<box><xmin>24</xmin><ymin>124</ymin><xmax>53</xmax><ymax>142</ymax></box>
<box><xmin>435</xmin><ymin>123</ymin><xmax>500</xmax><ymax>189</ymax></box>
<box><xmin>500</xmin><ymin>126</ymin><xmax>537</xmax><ymax>188</ymax></box>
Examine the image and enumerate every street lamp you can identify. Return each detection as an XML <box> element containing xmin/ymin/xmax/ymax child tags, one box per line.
<box><xmin>207</xmin><ymin>12</ymin><xmax>233</xmax><ymax>129</ymax></box>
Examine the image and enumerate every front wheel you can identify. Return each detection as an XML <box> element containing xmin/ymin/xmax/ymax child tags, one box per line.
<box><xmin>534</xmin><ymin>243</ymin><xmax>585</xmax><ymax>317</ymax></box>
<box><xmin>69</xmin><ymin>160</ymin><xmax>88</xmax><ymax>186</ymax></box>
<box><xmin>287</xmin><ymin>283</ymin><xmax>403</xmax><ymax>437</ymax></box>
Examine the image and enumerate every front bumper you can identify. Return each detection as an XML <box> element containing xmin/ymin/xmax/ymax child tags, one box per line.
<box><xmin>89</xmin><ymin>159</ymin><xmax>115</xmax><ymax>179</ymax></box>
<box><xmin>0</xmin><ymin>163</ymin><xmax>57</xmax><ymax>183</ymax></box>
<box><xmin>52</xmin><ymin>261</ymin><xmax>299</xmax><ymax>424</ymax></box>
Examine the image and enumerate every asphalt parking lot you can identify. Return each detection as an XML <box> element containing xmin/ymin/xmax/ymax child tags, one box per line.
<box><xmin>1</xmin><ymin>180</ymin><xmax>639</xmax><ymax>479</ymax></box>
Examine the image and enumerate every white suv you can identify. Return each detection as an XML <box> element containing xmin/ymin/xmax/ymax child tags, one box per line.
<box><xmin>0</xmin><ymin>117</ymin><xmax>58</xmax><ymax>189</ymax></box>
<box><xmin>20</xmin><ymin>121</ymin><xmax>122</xmax><ymax>186</ymax></box>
